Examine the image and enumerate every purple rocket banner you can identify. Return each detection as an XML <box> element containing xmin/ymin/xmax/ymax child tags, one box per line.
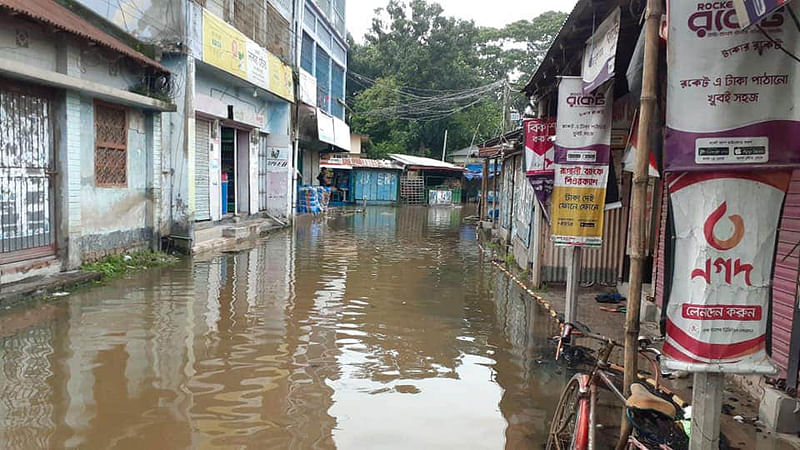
<box><xmin>665</xmin><ymin>1</ymin><xmax>800</xmax><ymax>171</ymax></box>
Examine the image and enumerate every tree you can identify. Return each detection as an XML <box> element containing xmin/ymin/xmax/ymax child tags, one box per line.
<box><xmin>348</xmin><ymin>1</ymin><xmax>567</xmax><ymax>159</ymax></box>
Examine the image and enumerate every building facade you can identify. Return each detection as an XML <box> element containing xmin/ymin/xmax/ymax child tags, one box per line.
<box><xmin>73</xmin><ymin>0</ymin><xmax>297</xmax><ymax>251</ymax></box>
<box><xmin>0</xmin><ymin>0</ymin><xmax>174</xmax><ymax>284</ymax></box>
<box><xmin>294</xmin><ymin>0</ymin><xmax>351</xmax><ymax>193</ymax></box>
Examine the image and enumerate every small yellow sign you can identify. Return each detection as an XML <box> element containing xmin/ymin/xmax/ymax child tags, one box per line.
<box><xmin>202</xmin><ymin>10</ymin><xmax>247</xmax><ymax>80</ymax></box>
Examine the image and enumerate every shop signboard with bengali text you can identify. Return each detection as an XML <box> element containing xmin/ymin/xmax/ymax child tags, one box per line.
<box><xmin>662</xmin><ymin>171</ymin><xmax>790</xmax><ymax>373</ymax></box>
<box><xmin>665</xmin><ymin>1</ymin><xmax>800</xmax><ymax>171</ymax></box>
<box><xmin>202</xmin><ymin>9</ymin><xmax>294</xmax><ymax>102</ymax></box>
<box><xmin>550</xmin><ymin>77</ymin><xmax>613</xmax><ymax>247</ymax></box>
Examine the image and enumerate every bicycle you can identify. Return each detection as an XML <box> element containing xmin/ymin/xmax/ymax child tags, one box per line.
<box><xmin>546</xmin><ymin>323</ymin><xmax>689</xmax><ymax>450</ymax></box>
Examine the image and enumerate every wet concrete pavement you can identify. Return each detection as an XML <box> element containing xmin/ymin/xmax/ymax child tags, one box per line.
<box><xmin>0</xmin><ymin>206</ymin><xmax>567</xmax><ymax>449</ymax></box>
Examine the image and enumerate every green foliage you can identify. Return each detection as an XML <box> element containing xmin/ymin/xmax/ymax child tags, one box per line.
<box><xmin>82</xmin><ymin>251</ymin><xmax>178</xmax><ymax>279</ymax></box>
<box><xmin>348</xmin><ymin>1</ymin><xmax>567</xmax><ymax>159</ymax></box>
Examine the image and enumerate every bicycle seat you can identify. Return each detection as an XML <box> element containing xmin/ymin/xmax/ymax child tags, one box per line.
<box><xmin>625</xmin><ymin>383</ymin><xmax>676</xmax><ymax>419</ymax></box>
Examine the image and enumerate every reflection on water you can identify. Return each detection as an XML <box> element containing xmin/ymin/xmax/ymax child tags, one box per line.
<box><xmin>0</xmin><ymin>206</ymin><xmax>564</xmax><ymax>449</ymax></box>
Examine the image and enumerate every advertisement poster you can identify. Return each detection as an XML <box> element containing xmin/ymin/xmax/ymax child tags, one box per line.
<box><xmin>551</xmin><ymin>77</ymin><xmax>613</xmax><ymax>247</ymax></box>
<box><xmin>662</xmin><ymin>171</ymin><xmax>791</xmax><ymax>373</ymax></box>
<box><xmin>734</xmin><ymin>0</ymin><xmax>792</xmax><ymax>29</ymax></box>
<box><xmin>665</xmin><ymin>2</ymin><xmax>800</xmax><ymax>171</ymax></box>
<box><xmin>582</xmin><ymin>7</ymin><xmax>620</xmax><ymax>93</ymax></box>
<box><xmin>524</xmin><ymin>118</ymin><xmax>556</xmax><ymax>207</ymax></box>
<box><xmin>203</xmin><ymin>9</ymin><xmax>248</xmax><ymax>79</ymax></box>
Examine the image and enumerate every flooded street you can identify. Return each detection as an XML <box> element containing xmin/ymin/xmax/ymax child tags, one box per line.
<box><xmin>0</xmin><ymin>206</ymin><xmax>565</xmax><ymax>449</ymax></box>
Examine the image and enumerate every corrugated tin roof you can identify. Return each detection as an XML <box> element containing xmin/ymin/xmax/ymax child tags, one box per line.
<box><xmin>389</xmin><ymin>154</ymin><xmax>464</xmax><ymax>171</ymax></box>
<box><xmin>0</xmin><ymin>0</ymin><xmax>168</xmax><ymax>72</ymax></box>
<box><xmin>320</xmin><ymin>157</ymin><xmax>403</xmax><ymax>170</ymax></box>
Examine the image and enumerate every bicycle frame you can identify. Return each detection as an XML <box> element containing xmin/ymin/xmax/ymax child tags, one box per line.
<box><xmin>554</xmin><ymin>324</ymin><xmax>673</xmax><ymax>450</ymax></box>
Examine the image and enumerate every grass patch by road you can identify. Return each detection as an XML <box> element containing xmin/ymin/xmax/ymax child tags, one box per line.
<box><xmin>82</xmin><ymin>251</ymin><xmax>178</xmax><ymax>279</ymax></box>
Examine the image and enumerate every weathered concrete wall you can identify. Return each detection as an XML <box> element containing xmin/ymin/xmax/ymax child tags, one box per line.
<box><xmin>72</xmin><ymin>0</ymin><xmax>186</xmax><ymax>44</ymax></box>
<box><xmin>0</xmin><ymin>12</ymin><xmax>165</xmax><ymax>268</ymax></box>
<box><xmin>78</xmin><ymin>98</ymin><xmax>155</xmax><ymax>261</ymax></box>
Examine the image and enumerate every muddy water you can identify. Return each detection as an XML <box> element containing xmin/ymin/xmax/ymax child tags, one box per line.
<box><xmin>0</xmin><ymin>206</ymin><xmax>566</xmax><ymax>449</ymax></box>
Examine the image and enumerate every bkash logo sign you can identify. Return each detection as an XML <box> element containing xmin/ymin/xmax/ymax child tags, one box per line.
<box><xmin>688</xmin><ymin>2</ymin><xmax>783</xmax><ymax>37</ymax></box>
<box><xmin>703</xmin><ymin>202</ymin><xmax>745</xmax><ymax>251</ymax></box>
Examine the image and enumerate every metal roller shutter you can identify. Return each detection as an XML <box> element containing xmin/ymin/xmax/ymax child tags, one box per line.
<box><xmin>195</xmin><ymin>119</ymin><xmax>211</xmax><ymax>221</ymax></box>
<box><xmin>772</xmin><ymin>170</ymin><xmax>800</xmax><ymax>393</ymax></box>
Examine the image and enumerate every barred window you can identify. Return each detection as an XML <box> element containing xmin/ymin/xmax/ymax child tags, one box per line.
<box><xmin>94</xmin><ymin>102</ymin><xmax>127</xmax><ymax>187</ymax></box>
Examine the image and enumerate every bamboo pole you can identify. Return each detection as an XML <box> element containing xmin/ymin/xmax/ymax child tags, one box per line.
<box><xmin>617</xmin><ymin>0</ymin><xmax>663</xmax><ymax>447</ymax></box>
<box><xmin>481</xmin><ymin>159</ymin><xmax>489</xmax><ymax>220</ymax></box>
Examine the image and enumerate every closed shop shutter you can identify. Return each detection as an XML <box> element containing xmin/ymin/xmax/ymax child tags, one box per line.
<box><xmin>195</xmin><ymin>119</ymin><xmax>211</xmax><ymax>221</ymax></box>
<box><xmin>772</xmin><ymin>169</ymin><xmax>800</xmax><ymax>390</ymax></box>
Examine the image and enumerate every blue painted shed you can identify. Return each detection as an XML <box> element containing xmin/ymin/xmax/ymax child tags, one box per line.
<box><xmin>353</xmin><ymin>169</ymin><xmax>400</xmax><ymax>204</ymax></box>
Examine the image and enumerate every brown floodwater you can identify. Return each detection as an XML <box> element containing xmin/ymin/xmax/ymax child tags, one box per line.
<box><xmin>0</xmin><ymin>206</ymin><xmax>567</xmax><ymax>449</ymax></box>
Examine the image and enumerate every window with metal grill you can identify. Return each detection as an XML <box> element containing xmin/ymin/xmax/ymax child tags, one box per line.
<box><xmin>303</xmin><ymin>3</ymin><xmax>316</xmax><ymax>31</ymax></box>
<box><xmin>301</xmin><ymin>32</ymin><xmax>315</xmax><ymax>73</ymax></box>
<box><xmin>316</xmin><ymin>48</ymin><xmax>331</xmax><ymax>112</ymax></box>
<box><xmin>94</xmin><ymin>102</ymin><xmax>128</xmax><ymax>187</ymax></box>
<box><xmin>331</xmin><ymin>64</ymin><xmax>344</xmax><ymax>119</ymax></box>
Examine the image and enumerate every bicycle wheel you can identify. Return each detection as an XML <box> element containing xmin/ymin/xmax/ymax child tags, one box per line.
<box><xmin>546</xmin><ymin>373</ymin><xmax>591</xmax><ymax>450</ymax></box>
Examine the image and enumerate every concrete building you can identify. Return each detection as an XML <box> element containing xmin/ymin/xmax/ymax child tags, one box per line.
<box><xmin>294</xmin><ymin>0</ymin><xmax>351</xmax><ymax>193</ymax></box>
<box><xmin>0</xmin><ymin>0</ymin><xmax>174</xmax><ymax>284</ymax></box>
<box><xmin>71</xmin><ymin>0</ymin><xmax>297</xmax><ymax>252</ymax></box>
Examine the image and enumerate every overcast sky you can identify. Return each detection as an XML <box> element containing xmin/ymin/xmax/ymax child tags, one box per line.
<box><xmin>346</xmin><ymin>0</ymin><xmax>579</xmax><ymax>41</ymax></box>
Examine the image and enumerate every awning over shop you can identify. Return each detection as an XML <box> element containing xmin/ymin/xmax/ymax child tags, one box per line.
<box><xmin>389</xmin><ymin>154</ymin><xmax>465</xmax><ymax>172</ymax></box>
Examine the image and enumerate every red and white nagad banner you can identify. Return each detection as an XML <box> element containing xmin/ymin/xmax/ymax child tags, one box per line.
<box><xmin>662</xmin><ymin>171</ymin><xmax>791</xmax><ymax>373</ymax></box>
<box><xmin>524</xmin><ymin>117</ymin><xmax>556</xmax><ymax>207</ymax></box>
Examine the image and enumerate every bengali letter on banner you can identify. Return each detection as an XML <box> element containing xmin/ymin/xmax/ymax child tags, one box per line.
<box><xmin>665</xmin><ymin>1</ymin><xmax>800</xmax><ymax>171</ymax></box>
<box><xmin>662</xmin><ymin>171</ymin><xmax>791</xmax><ymax>373</ymax></box>
<box><xmin>524</xmin><ymin>118</ymin><xmax>556</xmax><ymax>207</ymax></box>
<box><xmin>550</xmin><ymin>77</ymin><xmax>613</xmax><ymax>247</ymax></box>
<box><xmin>733</xmin><ymin>0</ymin><xmax>792</xmax><ymax>29</ymax></box>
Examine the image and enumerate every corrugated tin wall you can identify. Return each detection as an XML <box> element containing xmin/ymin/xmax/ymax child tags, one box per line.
<box><xmin>772</xmin><ymin>169</ymin><xmax>800</xmax><ymax>385</ymax></box>
<box><xmin>541</xmin><ymin>206</ymin><xmax>628</xmax><ymax>285</ymax></box>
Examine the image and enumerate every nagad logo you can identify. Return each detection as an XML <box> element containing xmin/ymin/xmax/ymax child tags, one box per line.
<box><xmin>703</xmin><ymin>202</ymin><xmax>745</xmax><ymax>251</ymax></box>
<box><xmin>566</xmin><ymin>92</ymin><xmax>606</xmax><ymax>107</ymax></box>
<box><xmin>688</xmin><ymin>1</ymin><xmax>783</xmax><ymax>37</ymax></box>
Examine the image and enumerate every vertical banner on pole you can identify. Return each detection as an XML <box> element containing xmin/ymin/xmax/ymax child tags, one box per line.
<box><xmin>524</xmin><ymin>118</ymin><xmax>556</xmax><ymax>208</ymax></box>
<box><xmin>581</xmin><ymin>7</ymin><xmax>621</xmax><ymax>93</ymax></box>
<box><xmin>662</xmin><ymin>171</ymin><xmax>790</xmax><ymax>373</ymax></box>
<box><xmin>550</xmin><ymin>77</ymin><xmax>613</xmax><ymax>247</ymax></box>
<box><xmin>665</xmin><ymin>1</ymin><xmax>800</xmax><ymax>172</ymax></box>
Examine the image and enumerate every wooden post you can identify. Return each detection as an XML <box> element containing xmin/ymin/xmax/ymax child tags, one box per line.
<box><xmin>618</xmin><ymin>0</ymin><xmax>663</xmax><ymax>447</ymax></box>
<box><xmin>565</xmin><ymin>246</ymin><xmax>582</xmax><ymax>324</ymax></box>
<box><xmin>481</xmin><ymin>159</ymin><xmax>489</xmax><ymax>220</ymax></box>
<box><xmin>690</xmin><ymin>373</ymin><xmax>724</xmax><ymax>449</ymax></box>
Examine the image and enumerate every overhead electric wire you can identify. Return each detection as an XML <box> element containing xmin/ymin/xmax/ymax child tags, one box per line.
<box><xmin>346</xmin><ymin>70</ymin><xmax>506</xmax><ymax>122</ymax></box>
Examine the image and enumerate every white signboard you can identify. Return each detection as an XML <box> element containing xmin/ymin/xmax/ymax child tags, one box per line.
<box><xmin>317</xmin><ymin>109</ymin><xmax>335</xmax><ymax>145</ymax></box>
<box><xmin>299</xmin><ymin>69</ymin><xmax>318</xmax><ymax>106</ymax></box>
<box><xmin>582</xmin><ymin>7</ymin><xmax>620</xmax><ymax>93</ymax></box>
<box><xmin>246</xmin><ymin>40</ymin><xmax>270</xmax><ymax>90</ymax></box>
<box><xmin>662</xmin><ymin>171</ymin><xmax>791</xmax><ymax>373</ymax></box>
<box><xmin>665</xmin><ymin>2</ymin><xmax>800</xmax><ymax>171</ymax></box>
<box><xmin>333</xmin><ymin>117</ymin><xmax>351</xmax><ymax>152</ymax></box>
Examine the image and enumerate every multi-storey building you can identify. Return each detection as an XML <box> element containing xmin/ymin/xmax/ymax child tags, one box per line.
<box><xmin>294</xmin><ymin>0</ymin><xmax>351</xmax><ymax>189</ymax></box>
